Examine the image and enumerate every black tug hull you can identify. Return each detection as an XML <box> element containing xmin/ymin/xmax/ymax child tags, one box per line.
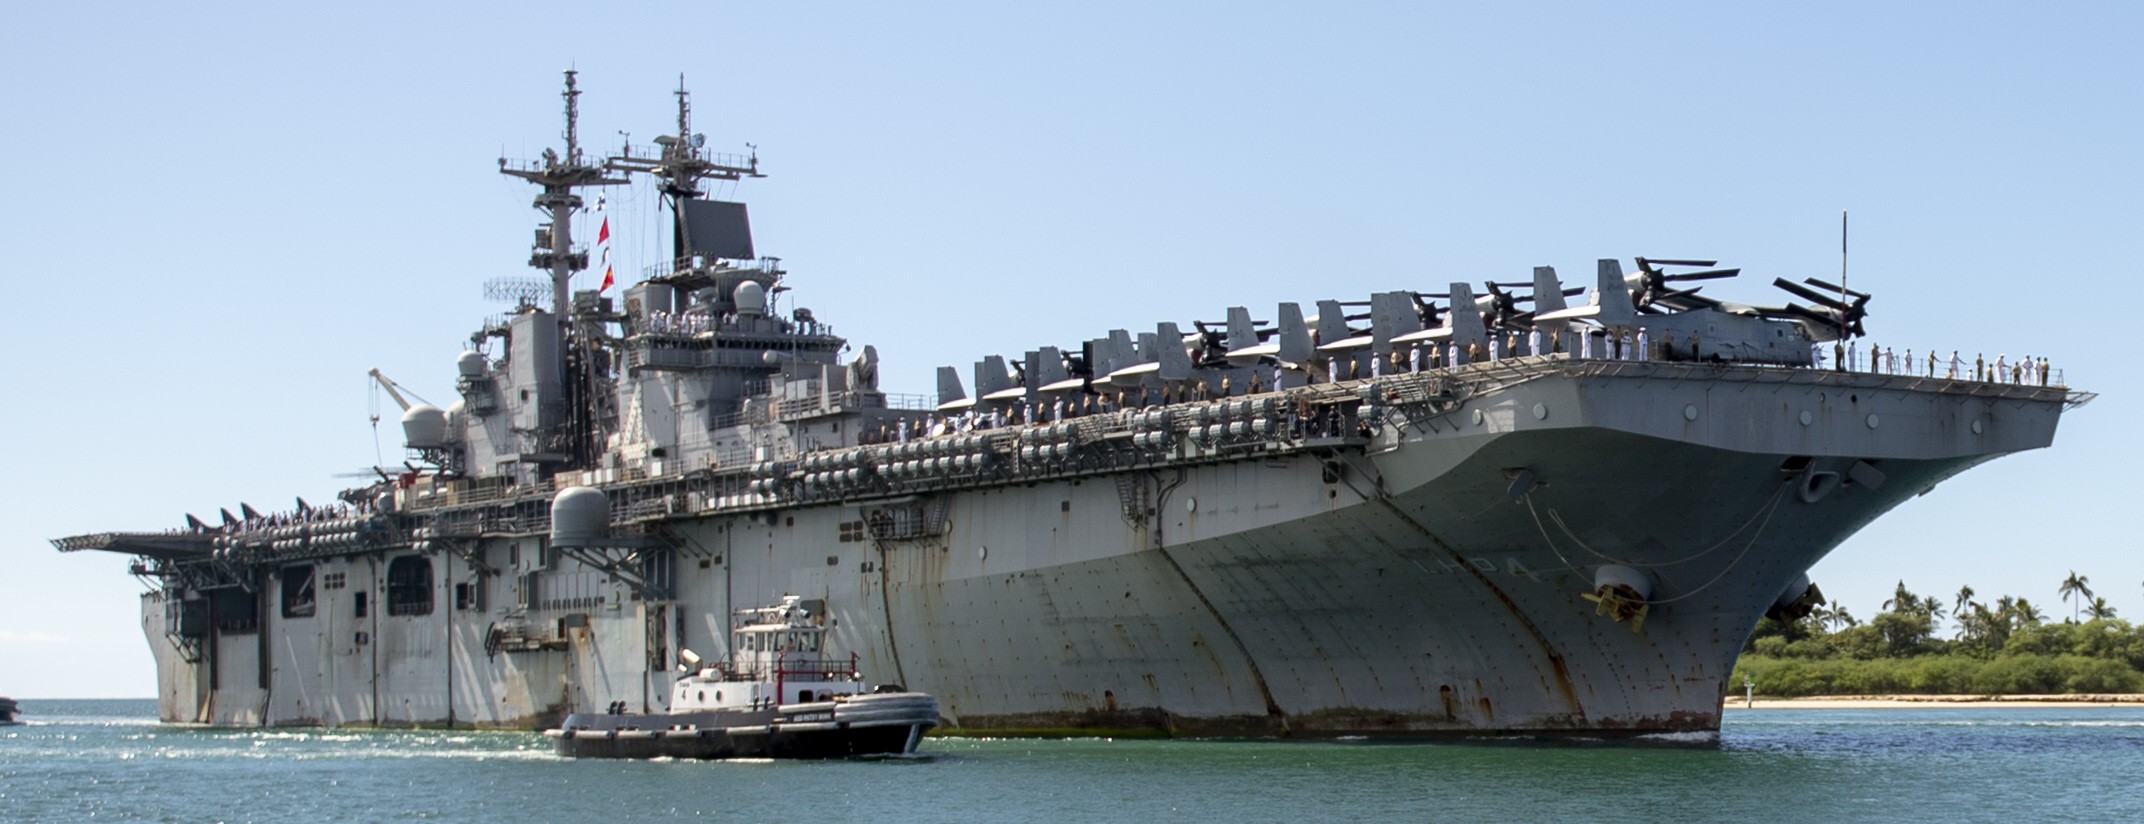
<box><xmin>548</xmin><ymin>692</ymin><xmax>939</xmax><ymax>760</ymax></box>
<box><xmin>552</xmin><ymin>721</ymin><xmax>927</xmax><ymax>759</ymax></box>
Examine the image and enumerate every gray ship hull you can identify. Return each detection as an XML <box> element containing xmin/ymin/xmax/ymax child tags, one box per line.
<box><xmin>120</xmin><ymin>360</ymin><xmax>2071</xmax><ymax>737</ymax></box>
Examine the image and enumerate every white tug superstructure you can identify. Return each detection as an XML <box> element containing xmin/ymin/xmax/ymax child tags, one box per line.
<box><xmin>55</xmin><ymin>74</ymin><xmax>2088</xmax><ymax>740</ymax></box>
<box><xmin>675</xmin><ymin>595</ymin><xmax>858</xmax><ymax>713</ymax></box>
<box><xmin>551</xmin><ymin>595</ymin><xmax>936</xmax><ymax>759</ymax></box>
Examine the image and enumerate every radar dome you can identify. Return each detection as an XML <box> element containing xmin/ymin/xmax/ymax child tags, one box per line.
<box><xmin>550</xmin><ymin>486</ymin><xmax>610</xmax><ymax>546</ymax></box>
<box><xmin>401</xmin><ymin>404</ymin><xmax>448</xmax><ymax>449</ymax></box>
<box><xmin>734</xmin><ymin>281</ymin><xmax>766</xmax><ymax>316</ymax></box>
<box><xmin>456</xmin><ymin>350</ymin><xmax>486</xmax><ymax>377</ymax></box>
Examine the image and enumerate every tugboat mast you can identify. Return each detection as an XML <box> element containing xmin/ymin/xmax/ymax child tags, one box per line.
<box><xmin>498</xmin><ymin>70</ymin><xmax>629</xmax><ymax>318</ymax></box>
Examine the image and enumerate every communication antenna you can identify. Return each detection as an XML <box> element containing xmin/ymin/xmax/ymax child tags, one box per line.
<box><xmin>484</xmin><ymin>276</ymin><xmax>551</xmax><ymax>307</ymax></box>
<box><xmin>1838</xmin><ymin>210</ymin><xmax>1849</xmax><ymax>341</ymax></box>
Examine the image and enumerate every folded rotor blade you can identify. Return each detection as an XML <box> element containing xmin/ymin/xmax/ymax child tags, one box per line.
<box><xmin>1773</xmin><ymin>278</ymin><xmax>1853</xmax><ymax>311</ymax></box>
<box><xmin>1663</xmin><ymin>268</ymin><xmax>1740</xmax><ymax>281</ymax></box>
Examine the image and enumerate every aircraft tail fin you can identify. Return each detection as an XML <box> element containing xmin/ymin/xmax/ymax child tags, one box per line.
<box><xmin>1036</xmin><ymin>346</ymin><xmax>1069</xmax><ymax>385</ymax></box>
<box><xmin>975</xmin><ymin>355</ymin><xmax>1013</xmax><ymax>397</ymax></box>
<box><xmin>1595</xmin><ymin>258</ymin><xmax>1638</xmax><ymax>326</ymax></box>
<box><xmin>1275</xmin><ymin>303</ymin><xmax>1312</xmax><ymax>364</ymax></box>
<box><xmin>1314</xmin><ymin>300</ymin><xmax>1351</xmax><ymax>344</ymax></box>
<box><xmin>1225</xmin><ymin>307</ymin><xmax>1258</xmax><ymax>352</ymax></box>
<box><xmin>1447</xmin><ymin>282</ymin><xmax>1487</xmax><ymax>350</ymax></box>
<box><xmin>935</xmin><ymin>366</ymin><xmax>967</xmax><ymax>406</ymax></box>
<box><xmin>1155</xmin><ymin>322</ymin><xmax>1194</xmax><ymax>380</ymax></box>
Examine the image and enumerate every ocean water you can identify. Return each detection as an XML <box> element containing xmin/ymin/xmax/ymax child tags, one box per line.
<box><xmin>4</xmin><ymin>700</ymin><xmax>2140</xmax><ymax>822</ymax></box>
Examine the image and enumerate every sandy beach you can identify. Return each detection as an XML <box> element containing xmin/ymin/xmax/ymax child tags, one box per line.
<box><xmin>1725</xmin><ymin>694</ymin><xmax>2144</xmax><ymax>710</ymax></box>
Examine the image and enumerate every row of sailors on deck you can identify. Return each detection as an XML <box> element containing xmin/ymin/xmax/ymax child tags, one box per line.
<box><xmin>854</xmin><ymin>327</ymin><xmax>1691</xmax><ymax>445</ymax></box>
<box><xmin>1815</xmin><ymin>341</ymin><xmax>2056</xmax><ymax>386</ymax></box>
<box><xmin>644</xmin><ymin>310</ymin><xmax>721</xmax><ymax>335</ymax></box>
<box><xmin>863</xmin><ymin>325</ymin><xmax>2072</xmax><ymax>448</ymax></box>
<box><xmin>642</xmin><ymin>310</ymin><xmax>833</xmax><ymax>337</ymax></box>
<box><xmin>862</xmin><ymin>396</ymin><xmax>1368</xmax><ymax>446</ymax></box>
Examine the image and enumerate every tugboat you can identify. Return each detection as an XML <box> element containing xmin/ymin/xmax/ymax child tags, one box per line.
<box><xmin>0</xmin><ymin>697</ymin><xmax>21</xmax><ymax>726</ymax></box>
<box><xmin>548</xmin><ymin>595</ymin><xmax>938</xmax><ymax>759</ymax></box>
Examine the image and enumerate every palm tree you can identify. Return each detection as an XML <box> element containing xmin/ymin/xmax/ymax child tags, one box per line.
<box><xmin>2012</xmin><ymin>598</ymin><xmax>2046</xmax><ymax>626</ymax></box>
<box><xmin>2087</xmin><ymin>597</ymin><xmax>2117</xmax><ymax>621</ymax></box>
<box><xmin>1882</xmin><ymin>580</ymin><xmax>1917</xmax><ymax>614</ymax></box>
<box><xmin>1953</xmin><ymin>584</ymin><xmax>1976</xmax><ymax>616</ymax></box>
<box><xmin>1954</xmin><ymin>603</ymin><xmax>1986</xmax><ymax>644</ymax></box>
<box><xmin>1817</xmin><ymin>604</ymin><xmax>1858</xmax><ymax>631</ymax></box>
<box><xmin>2059</xmin><ymin>571</ymin><xmax>2094</xmax><ymax>623</ymax></box>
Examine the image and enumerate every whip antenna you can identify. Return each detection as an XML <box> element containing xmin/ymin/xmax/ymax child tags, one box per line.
<box><xmin>1839</xmin><ymin>210</ymin><xmax>1849</xmax><ymax>341</ymax></box>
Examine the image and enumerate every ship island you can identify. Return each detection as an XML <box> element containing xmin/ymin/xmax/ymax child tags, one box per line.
<box><xmin>52</xmin><ymin>74</ymin><xmax>2089</xmax><ymax>739</ymax></box>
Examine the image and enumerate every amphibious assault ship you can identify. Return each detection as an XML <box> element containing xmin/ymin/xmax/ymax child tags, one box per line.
<box><xmin>55</xmin><ymin>74</ymin><xmax>2088</xmax><ymax>738</ymax></box>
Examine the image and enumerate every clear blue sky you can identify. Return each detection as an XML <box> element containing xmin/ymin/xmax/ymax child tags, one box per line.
<box><xmin>6</xmin><ymin>2</ymin><xmax>2139</xmax><ymax>697</ymax></box>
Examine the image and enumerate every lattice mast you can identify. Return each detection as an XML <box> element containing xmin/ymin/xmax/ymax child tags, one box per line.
<box><xmin>498</xmin><ymin>70</ymin><xmax>629</xmax><ymax>317</ymax></box>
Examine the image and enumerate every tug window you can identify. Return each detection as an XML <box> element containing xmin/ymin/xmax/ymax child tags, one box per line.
<box><xmin>281</xmin><ymin>565</ymin><xmax>317</xmax><ymax>619</ymax></box>
<box><xmin>386</xmin><ymin>556</ymin><xmax>434</xmax><ymax>617</ymax></box>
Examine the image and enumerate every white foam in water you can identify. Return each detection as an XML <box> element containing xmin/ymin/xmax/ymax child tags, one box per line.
<box><xmin>1635</xmin><ymin>730</ymin><xmax>1721</xmax><ymax>745</ymax></box>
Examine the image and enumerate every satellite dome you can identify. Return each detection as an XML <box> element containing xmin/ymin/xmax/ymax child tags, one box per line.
<box><xmin>734</xmin><ymin>280</ymin><xmax>766</xmax><ymax>316</ymax></box>
<box><xmin>550</xmin><ymin>486</ymin><xmax>610</xmax><ymax>546</ymax></box>
<box><xmin>456</xmin><ymin>350</ymin><xmax>486</xmax><ymax>377</ymax></box>
<box><xmin>401</xmin><ymin>404</ymin><xmax>448</xmax><ymax>449</ymax></box>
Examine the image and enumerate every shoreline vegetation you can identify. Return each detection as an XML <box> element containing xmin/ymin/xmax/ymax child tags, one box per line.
<box><xmin>1730</xmin><ymin>575</ymin><xmax>2144</xmax><ymax>700</ymax></box>
<box><xmin>1726</xmin><ymin>694</ymin><xmax>2144</xmax><ymax>710</ymax></box>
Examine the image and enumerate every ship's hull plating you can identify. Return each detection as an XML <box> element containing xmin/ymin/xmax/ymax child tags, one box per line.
<box><xmin>136</xmin><ymin>363</ymin><xmax>2069</xmax><ymax>736</ymax></box>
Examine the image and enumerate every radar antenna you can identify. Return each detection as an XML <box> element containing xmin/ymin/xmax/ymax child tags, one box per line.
<box><xmin>605</xmin><ymin>76</ymin><xmax>765</xmax><ymax>265</ymax></box>
<box><xmin>498</xmin><ymin>70</ymin><xmax>630</xmax><ymax>318</ymax></box>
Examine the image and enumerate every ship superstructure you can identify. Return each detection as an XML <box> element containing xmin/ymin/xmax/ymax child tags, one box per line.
<box><xmin>54</xmin><ymin>75</ymin><xmax>2089</xmax><ymax>737</ymax></box>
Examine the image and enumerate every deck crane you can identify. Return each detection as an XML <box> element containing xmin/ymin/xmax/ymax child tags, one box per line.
<box><xmin>367</xmin><ymin>368</ymin><xmax>432</xmax><ymax>414</ymax></box>
<box><xmin>366</xmin><ymin>368</ymin><xmax>435</xmax><ymax>466</ymax></box>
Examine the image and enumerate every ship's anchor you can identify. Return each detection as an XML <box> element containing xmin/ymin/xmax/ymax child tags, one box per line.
<box><xmin>1764</xmin><ymin>574</ymin><xmax>1825</xmax><ymax>624</ymax></box>
<box><xmin>1581</xmin><ymin>565</ymin><xmax>1654</xmax><ymax>634</ymax></box>
<box><xmin>1581</xmin><ymin>583</ymin><xmax>1650</xmax><ymax>634</ymax></box>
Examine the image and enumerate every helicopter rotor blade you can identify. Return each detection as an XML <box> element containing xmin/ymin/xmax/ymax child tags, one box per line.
<box><xmin>1663</xmin><ymin>268</ymin><xmax>1740</xmax><ymax>281</ymax></box>
<box><xmin>1773</xmin><ymin>278</ymin><xmax>1853</xmax><ymax>311</ymax></box>
<box><xmin>1800</xmin><ymin>276</ymin><xmax>1871</xmax><ymax>302</ymax></box>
